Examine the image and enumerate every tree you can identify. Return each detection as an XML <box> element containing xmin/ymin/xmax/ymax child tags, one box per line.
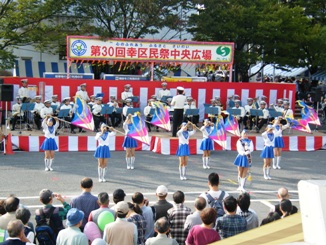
<box><xmin>187</xmin><ymin>0</ymin><xmax>315</xmax><ymax>81</ymax></box>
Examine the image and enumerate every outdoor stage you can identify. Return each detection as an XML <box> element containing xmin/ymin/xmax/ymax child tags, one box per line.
<box><xmin>7</xmin><ymin>126</ymin><xmax>326</xmax><ymax>154</ymax></box>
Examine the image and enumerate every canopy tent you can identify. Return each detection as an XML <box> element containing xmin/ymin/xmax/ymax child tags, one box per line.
<box><xmin>311</xmin><ymin>70</ymin><xmax>326</xmax><ymax>81</ymax></box>
<box><xmin>250</xmin><ymin>63</ymin><xmax>308</xmax><ymax>78</ymax></box>
<box><xmin>14</xmin><ymin>60</ymin><xmax>93</xmax><ymax>78</ymax></box>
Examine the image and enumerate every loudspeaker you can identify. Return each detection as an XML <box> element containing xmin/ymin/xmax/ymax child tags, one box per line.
<box><xmin>0</xmin><ymin>84</ymin><xmax>14</xmax><ymax>101</ymax></box>
<box><xmin>314</xmin><ymin>87</ymin><xmax>323</xmax><ymax>101</ymax></box>
<box><xmin>0</xmin><ymin>78</ymin><xmax>3</xmax><ymax>85</ymax></box>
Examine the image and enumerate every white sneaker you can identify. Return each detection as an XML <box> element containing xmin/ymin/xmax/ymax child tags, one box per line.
<box><xmin>277</xmin><ymin>166</ymin><xmax>281</xmax><ymax>169</ymax></box>
<box><xmin>272</xmin><ymin>165</ymin><xmax>277</xmax><ymax>169</ymax></box>
<box><xmin>49</xmin><ymin>168</ymin><xmax>53</xmax><ymax>171</ymax></box>
<box><xmin>180</xmin><ymin>176</ymin><xmax>183</xmax><ymax>180</ymax></box>
<box><xmin>45</xmin><ymin>168</ymin><xmax>49</xmax><ymax>171</ymax></box>
<box><xmin>206</xmin><ymin>165</ymin><xmax>211</xmax><ymax>169</ymax></box>
<box><xmin>203</xmin><ymin>165</ymin><xmax>207</xmax><ymax>169</ymax></box>
<box><xmin>268</xmin><ymin>176</ymin><xmax>272</xmax><ymax>180</ymax></box>
<box><xmin>183</xmin><ymin>176</ymin><xmax>187</xmax><ymax>180</ymax></box>
<box><xmin>130</xmin><ymin>166</ymin><xmax>134</xmax><ymax>170</ymax></box>
<box><xmin>99</xmin><ymin>178</ymin><xmax>102</xmax><ymax>182</ymax></box>
<box><xmin>102</xmin><ymin>179</ymin><xmax>107</xmax><ymax>182</ymax></box>
<box><xmin>237</xmin><ymin>186</ymin><xmax>242</xmax><ymax>191</ymax></box>
<box><xmin>264</xmin><ymin>175</ymin><xmax>268</xmax><ymax>180</ymax></box>
<box><xmin>127</xmin><ymin>166</ymin><xmax>131</xmax><ymax>170</ymax></box>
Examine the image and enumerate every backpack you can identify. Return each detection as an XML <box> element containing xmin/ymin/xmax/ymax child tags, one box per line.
<box><xmin>206</xmin><ymin>191</ymin><xmax>226</xmax><ymax>217</ymax></box>
<box><xmin>35</xmin><ymin>207</ymin><xmax>57</xmax><ymax>245</ymax></box>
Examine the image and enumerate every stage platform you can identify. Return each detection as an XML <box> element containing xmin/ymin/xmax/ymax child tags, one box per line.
<box><xmin>6</xmin><ymin>126</ymin><xmax>326</xmax><ymax>154</ymax></box>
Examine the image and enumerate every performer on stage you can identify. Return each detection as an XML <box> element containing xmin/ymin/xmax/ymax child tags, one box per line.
<box><xmin>94</xmin><ymin>123</ymin><xmax>116</xmax><ymax>182</ymax></box>
<box><xmin>144</xmin><ymin>99</ymin><xmax>154</xmax><ymax>132</ymax></box>
<box><xmin>40</xmin><ymin>100</ymin><xmax>54</xmax><ymax>119</ymax></box>
<box><xmin>59</xmin><ymin>97</ymin><xmax>76</xmax><ymax>134</ymax></box>
<box><xmin>234</xmin><ymin>130</ymin><xmax>254</xmax><ymax>192</ymax></box>
<box><xmin>255</xmin><ymin>101</ymin><xmax>269</xmax><ymax>133</ymax></box>
<box><xmin>122</xmin><ymin>98</ymin><xmax>133</xmax><ymax>120</ymax></box>
<box><xmin>208</xmin><ymin>99</ymin><xmax>221</xmax><ymax>123</ymax></box>
<box><xmin>260</xmin><ymin>125</ymin><xmax>274</xmax><ymax>180</ymax></box>
<box><xmin>171</xmin><ymin>86</ymin><xmax>186</xmax><ymax>137</ymax></box>
<box><xmin>92</xmin><ymin>97</ymin><xmax>105</xmax><ymax>132</ymax></box>
<box><xmin>11</xmin><ymin>97</ymin><xmax>24</xmax><ymax>131</ymax></box>
<box><xmin>200</xmin><ymin>119</ymin><xmax>214</xmax><ymax>169</ymax></box>
<box><xmin>232</xmin><ymin>100</ymin><xmax>245</xmax><ymax>129</ymax></box>
<box><xmin>176</xmin><ymin>122</ymin><xmax>196</xmax><ymax>180</ymax></box>
<box><xmin>183</xmin><ymin>97</ymin><xmax>199</xmax><ymax>126</ymax></box>
<box><xmin>32</xmin><ymin>95</ymin><xmax>45</xmax><ymax>130</ymax></box>
<box><xmin>18</xmin><ymin>79</ymin><xmax>30</xmax><ymax>103</ymax></box>
<box><xmin>121</xmin><ymin>84</ymin><xmax>133</xmax><ymax>105</ymax></box>
<box><xmin>107</xmin><ymin>96</ymin><xmax>122</xmax><ymax>127</ymax></box>
<box><xmin>243</xmin><ymin>98</ymin><xmax>254</xmax><ymax>130</ymax></box>
<box><xmin>75</xmin><ymin>83</ymin><xmax>90</xmax><ymax>102</ymax></box>
<box><xmin>272</xmin><ymin>117</ymin><xmax>285</xmax><ymax>170</ymax></box>
<box><xmin>157</xmin><ymin>82</ymin><xmax>172</xmax><ymax>101</ymax></box>
<box><xmin>122</xmin><ymin>114</ymin><xmax>138</xmax><ymax>170</ymax></box>
<box><xmin>40</xmin><ymin>116</ymin><xmax>59</xmax><ymax>171</ymax></box>
<box><xmin>51</xmin><ymin>95</ymin><xmax>60</xmax><ymax>116</ymax></box>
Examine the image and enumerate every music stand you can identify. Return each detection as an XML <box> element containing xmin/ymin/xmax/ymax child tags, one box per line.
<box><xmin>205</xmin><ymin>107</ymin><xmax>219</xmax><ymax>115</ymax></box>
<box><xmin>21</xmin><ymin>103</ymin><xmax>35</xmax><ymax>130</ymax></box>
<box><xmin>128</xmin><ymin>96</ymin><xmax>139</xmax><ymax>103</ymax></box>
<box><xmin>126</xmin><ymin>108</ymin><xmax>140</xmax><ymax>115</ymax></box>
<box><xmin>203</xmin><ymin>103</ymin><xmax>211</xmax><ymax>108</ymax></box>
<box><xmin>58</xmin><ymin>109</ymin><xmax>70</xmax><ymax>118</ymax></box>
<box><xmin>227</xmin><ymin>108</ymin><xmax>241</xmax><ymax>116</ymax></box>
<box><xmin>116</xmin><ymin>108</ymin><xmax>122</xmax><ymax>114</ymax></box>
<box><xmin>51</xmin><ymin>105</ymin><xmax>58</xmax><ymax>112</ymax></box>
<box><xmin>268</xmin><ymin>109</ymin><xmax>282</xmax><ymax>120</ymax></box>
<box><xmin>149</xmin><ymin>108</ymin><xmax>155</xmax><ymax>115</ymax></box>
<box><xmin>250</xmin><ymin>109</ymin><xmax>263</xmax><ymax>128</ymax></box>
<box><xmin>185</xmin><ymin>109</ymin><xmax>199</xmax><ymax>124</ymax></box>
<box><xmin>101</xmin><ymin>105</ymin><xmax>114</xmax><ymax>125</ymax></box>
<box><xmin>161</xmin><ymin>96</ymin><xmax>172</xmax><ymax>103</ymax></box>
<box><xmin>228</xmin><ymin>100</ymin><xmax>235</xmax><ymax>108</ymax></box>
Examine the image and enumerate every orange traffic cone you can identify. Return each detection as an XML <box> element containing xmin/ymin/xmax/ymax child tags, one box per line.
<box><xmin>5</xmin><ymin>133</ymin><xmax>14</xmax><ymax>155</ymax></box>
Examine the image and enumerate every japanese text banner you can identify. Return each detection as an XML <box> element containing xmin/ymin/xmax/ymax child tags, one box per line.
<box><xmin>67</xmin><ymin>36</ymin><xmax>234</xmax><ymax>64</ymax></box>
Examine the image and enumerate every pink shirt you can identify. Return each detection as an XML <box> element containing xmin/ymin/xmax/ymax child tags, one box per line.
<box><xmin>186</xmin><ymin>225</ymin><xmax>220</xmax><ymax>245</ymax></box>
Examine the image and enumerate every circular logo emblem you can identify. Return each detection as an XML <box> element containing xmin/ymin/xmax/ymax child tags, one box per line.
<box><xmin>71</xmin><ymin>40</ymin><xmax>87</xmax><ymax>56</ymax></box>
<box><xmin>216</xmin><ymin>46</ymin><xmax>231</xmax><ymax>57</ymax></box>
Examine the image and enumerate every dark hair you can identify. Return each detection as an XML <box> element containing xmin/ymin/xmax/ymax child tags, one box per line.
<box><xmin>200</xmin><ymin>208</ymin><xmax>217</xmax><ymax>225</ymax></box>
<box><xmin>7</xmin><ymin>220</ymin><xmax>24</xmax><ymax>238</ymax></box>
<box><xmin>237</xmin><ymin>193</ymin><xmax>250</xmax><ymax>212</ymax></box>
<box><xmin>127</xmin><ymin>202</ymin><xmax>142</xmax><ymax>215</ymax></box>
<box><xmin>5</xmin><ymin>197</ymin><xmax>20</xmax><ymax>213</ymax></box>
<box><xmin>208</xmin><ymin>172</ymin><xmax>220</xmax><ymax>186</ymax></box>
<box><xmin>131</xmin><ymin>192</ymin><xmax>144</xmax><ymax>205</ymax></box>
<box><xmin>0</xmin><ymin>199</ymin><xmax>6</xmax><ymax>215</ymax></box>
<box><xmin>98</xmin><ymin>192</ymin><xmax>109</xmax><ymax>205</ymax></box>
<box><xmin>173</xmin><ymin>191</ymin><xmax>185</xmax><ymax>204</ymax></box>
<box><xmin>194</xmin><ymin>197</ymin><xmax>206</xmax><ymax>211</ymax></box>
<box><xmin>154</xmin><ymin>217</ymin><xmax>170</xmax><ymax>233</ymax></box>
<box><xmin>15</xmin><ymin>208</ymin><xmax>31</xmax><ymax>225</ymax></box>
<box><xmin>261</xmin><ymin>212</ymin><xmax>281</xmax><ymax>225</ymax></box>
<box><xmin>280</xmin><ymin>199</ymin><xmax>293</xmax><ymax>217</ymax></box>
<box><xmin>80</xmin><ymin>177</ymin><xmax>93</xmax><ymax>189</ymax></box>
<box><xmin>116</xmin><ymin>212</ymin><xmax>127</xmax><ymax>219</ymax></box>
<box><xmin>223</xmin><ymin>196</ymin><xmax>237</xmax><ymax>213</ymax></box>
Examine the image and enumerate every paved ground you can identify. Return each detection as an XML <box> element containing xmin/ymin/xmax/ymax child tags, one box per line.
<box><xmin>1</xmin><ymin>149</ymin><xmax>325</xmax><ymax>226</ymax></box>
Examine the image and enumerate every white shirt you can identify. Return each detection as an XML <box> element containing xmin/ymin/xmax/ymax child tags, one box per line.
<box><xmin>12</xmin><ymin>103</ymin><xmax>24</xmax><ymax>117</ymax></box>
<box><xmin>59</xmin><ymin>104</ymin><xmax>73</xmax><ymax>116</ymax></box>
<box><xmin>261</xmin><ymin>131</ymin><xmax>274</xmax><ymax>147</ymax></box>
<box><xmin>92</xmin><ymin>104</ymin><xmax>103</xmax><ymax>115</ymax></box>
<box><xmin>177</xmin><ymin>127</ymin><xmax>196</xmax><ymax>144</ymax></box>
<box><xmin>283</xmin><ymin>108</ymin><xmax>293</xmax><ymax>118</ymax></box>
<box><xmin>236</xmin><ymin>138</ymin><xmax>254</xmax><ymax>155</ymax></box>
<box><xmin>200</xmin><ymin>126</ymin><xmax>214</xmax><ymax>139</ymax></box>
<box><xmin>259</xmin><ymin>108</ymin><xmax>269</xmax><ymax>119</ymax></box>
<box><xmin>18</xmin><ymin>86</ymin><xmax>29</xmax><ymax>98</ymax></box>
<box><xmin>121</xmin><ymin>91</ymin><xmax>133</xmax><ymax>100</ymax></box>
<box><xmin>95</xmin><ymin>131</ymin><xmax>116</xmax><ymax>146</ymax></box>
<box><xmin>40</xmin><ymin>106</ymin><xmax>54</xmax><ymax>118</ymax></box>
<box><xmin>199</xmin><ymin>190</ymin><xmax>229</xmax><ymax>208</ymax></box>
<box><xmin>51</xmin><ymin>101</ymin><xmax>61</xmax><ymax>109</ymax></box>
<box><xmin>171</xmin><ymin>94</ymin><xmax>186</xmax><ymax>109</ymax></box>
<box><xmin>232</xmin><ymin>106</ymin><xmax>246</xmax><ymax>118</ymax></box>
<box><xmin>144</xmin><ymin>105</ymin><xmax>153</xmax><ymax>116</ymax></box>
<box><xmin>158</xmin><ymin>89</ymin><xmax>172</xmax><ymax>100</ymax></box>
<box><xmin>76</xmin><ymin>90</ymin><xmax>90</xmax><ymax>101</ymax></box>
<box><xmin>244</xmin><ymin>104</ymin><xmax>253</xmax><ymax>114</ymax></box>
<box><xmin>42</xmin><ymin>119</ymin><xmax>59</xmax><ymax>138</ymax></box>
<box><xmin>32</xmin><ymin>102</ymin><xmax>44</xmax><ymax>114</ymax></box>
<box><xmin>107</xmin><ymin>101</ymin><xmax>120</xmax><ymax>112</ymax></box>
<box><xmin>123</xmin><ymin>105</ymin><xmax>131</xmax><ymax>117</ymax></box>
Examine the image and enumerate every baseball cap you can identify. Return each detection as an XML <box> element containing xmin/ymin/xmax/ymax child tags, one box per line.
<box><xmin>66</xmin><ymin>208</ymin><xmax>84</xmax><ymax>227</ymax></box>
<box><xmin>115</xmin><ymin>201</ymin><xmax>129</xmax><ymax>214</ymax></box>
<box><xmin>39</xmin><ymin>189</ymin><xmax>53</xmax><ymax>204</ymax></box>
<box><xmin>156</xmin><ymin>185</ymin><xmax>168</xmax><ymax>196</ymax></box>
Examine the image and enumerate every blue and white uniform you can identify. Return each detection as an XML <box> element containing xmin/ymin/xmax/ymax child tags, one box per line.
<box><xmin>273</xmin><ymin>125</ymin><xmax>284</xmax><ymax>148</ymax></box>
<box><xmin>176</xmin><ymin>126</ymin><xmax>196</xmax><ymax>156</ymax></box>
<box><xmin>40</xmin><ymin>119</ymin><xmax>59</xmax><ymax>151</ymax></box>
<box><xmin>234</xmin><ymin>138</ymin><xmax>254</xmax><ymax>168</ymax></box>
<box><xmin>199</xmin><ymin>125</ymin><xmax>214</xmax><ymax>151</ymax></box>
<box><xmin>94</xmin><ymin>130</ymin><xmax>116</xmax><ymax>159</ymax></box>
<box><xmin>260</xmin><ymin>131</ymin><xmax>274</xmax><ymax>159</ymax></box>
<box><xmin>122</xmin><ymin>122</ymin><xmax>138</xmax><ymax>148</ymax></box>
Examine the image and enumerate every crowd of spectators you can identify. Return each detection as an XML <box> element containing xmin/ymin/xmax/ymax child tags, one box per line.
<box><xmin>0</xmin><ymin>174</ymin><xmax>298</xmax><ymax>245</ymax></box>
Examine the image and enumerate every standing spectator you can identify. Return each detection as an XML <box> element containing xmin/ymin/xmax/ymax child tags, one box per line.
<box><xmin>167</xmin><ymin>191</ymin><xmax>191</xmax><ymax>245</ymax></box>
<box><xmin>76</xmin><ymin>83</ymin><xmax>90</xmax><ymax>102</ymax></box>
<box><xmin>152</xmin><ymin>185</ymin><xmax>173</xmax><ymax>221</ymax></box>
<box><xmin>157</xmin><ymin>82</ymin><xmax>172</xmax><ymax>101</ymax></box>
<box><xmin>15</xmin><ymin>208</ymin><xmax>34</xmax><ymax>243</ymax></box>
<box><xmin>272</xmin><ymin>187</ymin><xmax>298</xmax><ymax>216</ymax></box>
<box><xmin>70</xmin><ymin>178</ymin><xmax>99</xmax><ymax>231</ymax></box>
<box><xmin>126</xmin><ymin>202</ymin><xmax>146</xmax><ymax>245</ymax></box>
<box><xmin>103</xmin><ymin>201</ymin><xmax>138</xmax><ymax>245</ymax></box>
<box><xmin>236</xmin><ymin>193</ymin><xmax>259</xmax><ymax>230</ymax></box>
<box><xmin>185</xmin><ymin>208</ymin><xmax>220</xmax><ymax>245</ymax></box>
<box><xmin>88</xmin><ymin>192</ymin><xmax>115</xmax><ymax>225</ymax></box>
<box><xmin>111</xmin><ymin>189</ymin><xmax>126</xmax><ymax>212</ymax></box>
<box><xmin>35</xmin><ymin>189</ymin><xmax>71</xmax><ymax>237</ymax></box>
<box><xmin>0</xmin><ymin>220</ymin><xmax>33</xmax><ymax>245</ymax></box>
<box><xmin>145</xmin><ymin>217</ymin><xmax>178</xmax><ymax>245</ymax></box>
<box><xmin>184</xmin><ymin>197</ymin><xmax>206</xmax><ymax>233</ymax></box>
<box><xmin>215</xmin><ymin>196</ymin><xmax>247</xmax><ymax>239</ymax></box>
<box><xmin>56</xmin><ymin>208</ymin><xmax>88</xmax><ymax>245</ymax></box>
<box><xmin>132</xmin><ymin>192</ymin><xmax>154</xmax><ymax>240</ymax></box>
<box><xmin>0</xmin><ymin>197</ymin><xmax>20</xmax><ymax>230</ymax></box>
<box><xmin>171</xmin><ymin>87</ymin><xmax>186</xmax><ymax>137</ymax></box>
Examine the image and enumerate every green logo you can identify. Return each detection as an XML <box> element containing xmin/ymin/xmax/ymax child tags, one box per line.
<box><xmin>216</xmin><ymin>46</ymin><xmax>231</xmax><ymax>57</ymax></box>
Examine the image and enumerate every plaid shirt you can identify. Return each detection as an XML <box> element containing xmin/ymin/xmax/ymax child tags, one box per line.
<box><xmin>127</xmin><ymin>214</ymin><xmax>147</xmax><ymax>245</ymax></box>
<box><xmin>167</xmin><ymin>203</ymin><xmax>192</xmax><ymax>245</ymax></box>
<box><xmin>215</xmin><ymin>214</ymin><xmax>247</xmax><ymax>239</ymax></box>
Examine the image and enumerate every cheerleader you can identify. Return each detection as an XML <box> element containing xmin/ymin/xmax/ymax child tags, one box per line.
<box><xmin>122</xmin><ymin>114</ymin><xmax>138</xmax><ymax>169</ymax></box>
<box><xmin>260</xmin><ymin>125</ymin><xmax>274</xmax><ymax>180</ymax></box>
<box><xmin>94</xmin><ymin>123</ymin><xmax>116</xmax><ymax>182</ymax></box>
<box><xmin>176</xmin><ymin>122</ymin><xmax>196</xmax><ymax>180</ymax></box>
<box><xmin>233</xmin><ymin>130</ymin><xmax>254</xmax><ymax>192</ymax></box>
<box><xmin>199</xmin><ymin>119</ymin><xmax>214</xmax><ymax>169</ymax></box>
<box><xmin>40</xmin><ymin>116</ymin><xmax>59</xmax><ymax>171</ymax></box>
<box><xmin>273</xmin><ymin>117</ymin><xmax>285</xmax><ymax>169</ymax></box>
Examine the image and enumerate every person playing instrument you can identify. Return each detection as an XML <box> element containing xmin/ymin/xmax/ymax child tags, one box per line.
<box><xmin>200</xmin><ymin>119</ymin><xmax>214</xmax><ymax>169</ymax></box>
<box><xmin>40</xmin><ymin>100</ymin><xmax>54</xmax><ymax>119</ymax></box>
<box><xmin>176</xmin><ymin>122</ymin><xmax>196</xmax><ymax>180</ymax></box>
<box><xmin>260</xmin><ymin>125</ymin><xmax>274</xmax><ymax>180</ymax></box>
<box><xmin>40</xmin><ymin>116</ymin><xmax>59</xmax><ymax>171</ymax></box>
<box><xmin>32</xmin><ymin>95</ymin><xmax>44</xmax><ymax>130</ymax></box>
<box><xmin>157</xmin><ymin>82</ymin><xmax>172</xmax><ymax>101</ymax></box>
<box><xmin>183</xmin><ymin>97</ymin><xmax>199</xmax><ymax>126</ymax></box>
<box><xmin>255</xmin><ymin>101</ymin><xmax>269</xmax><ymax>133</ymax></box>
<box><xmin>59</xmin><ymin>97</ymin><xmax>76</xmax><ymax>134</ymax></box>
<box><xmin>244</xmin><ymin>98</ymin><xmax>254</xmax><ymax>130</ymax></box>
<box><xmin>122</xmin><ymin>98</ymin><xmax>133</xmax><ymax>120</ymax></box>
<box><xmin>11</xmin><ymin>97</ymin><xmax>24</xmax><ymax>131</ymax></box>
<box><xmin>75</xmin><ymin>83</ymin><xmax>90</xmax><ymax>102</ymax></box>
<box><xmin>274</xmin><ymin>99</ymin><xmax>284</xmax><ymax>113</ymax></box>
<box><xmin>107</xmin><ymin>95</ymin><xmax>122</xmax><ymax>127</ymax></box>
<box><xmin>208</xmin><ymin>99</ymin><xmax>221</xmax><ymax>123</ymax></box>
<box><xmin>260</xmin><ymin>95</ymin><xmax>269</xmax><ymax>108</ymax></box>
<box><xmin>232</xmin><ymin>100</ymin><xmax>245</xmax><ymax>129</ymax></box>
<box><xmin>122</xmin><ymin>114</ymin><xmax>138</xmax><ymax>170</ymax></box>
<box><xmin>144</xmin><ymin>99</ymin><xmax>154</xmax><ymax>132</ymax></box>
<box><xmin>92</xmin><ymin>97</ymin><xmax>106</xmax><ymax>132</ymax></box>
<box><xmin>88</xmin><ymin>95</ymin><xmax>96</xmax><ymax>106</ymax></box>
<box><xmin>51</xmin><ymin>95</ymin><xmax>60</xmax><ymax>116</ymax></box>
<box><xmin>94</xmin><ymin>123</ymin><xmax>116</xmax><ymax>182</ymax></box>
<box><xmin>18</xmin><ymin>79</ymin><xmax>30</xmax><ymax>103</ymax></box>
<box><xmin>215</xmin><ymin>96</ymin><xmax>223</xmax><ymax>109</ymax></box>
<box><xmin>272</xmin><ymin>117</ymin><xmax>285</xmax><ymax>170</ymax></box>
<box><xmin>121</xmin><ymin>84</ymin><xmax>134</xmax><ymax>104</ymax></box>
<box><xmin>234</xmin><ymin>130</ymin><xmax>254</xmax><ymax>192</ymax></box>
